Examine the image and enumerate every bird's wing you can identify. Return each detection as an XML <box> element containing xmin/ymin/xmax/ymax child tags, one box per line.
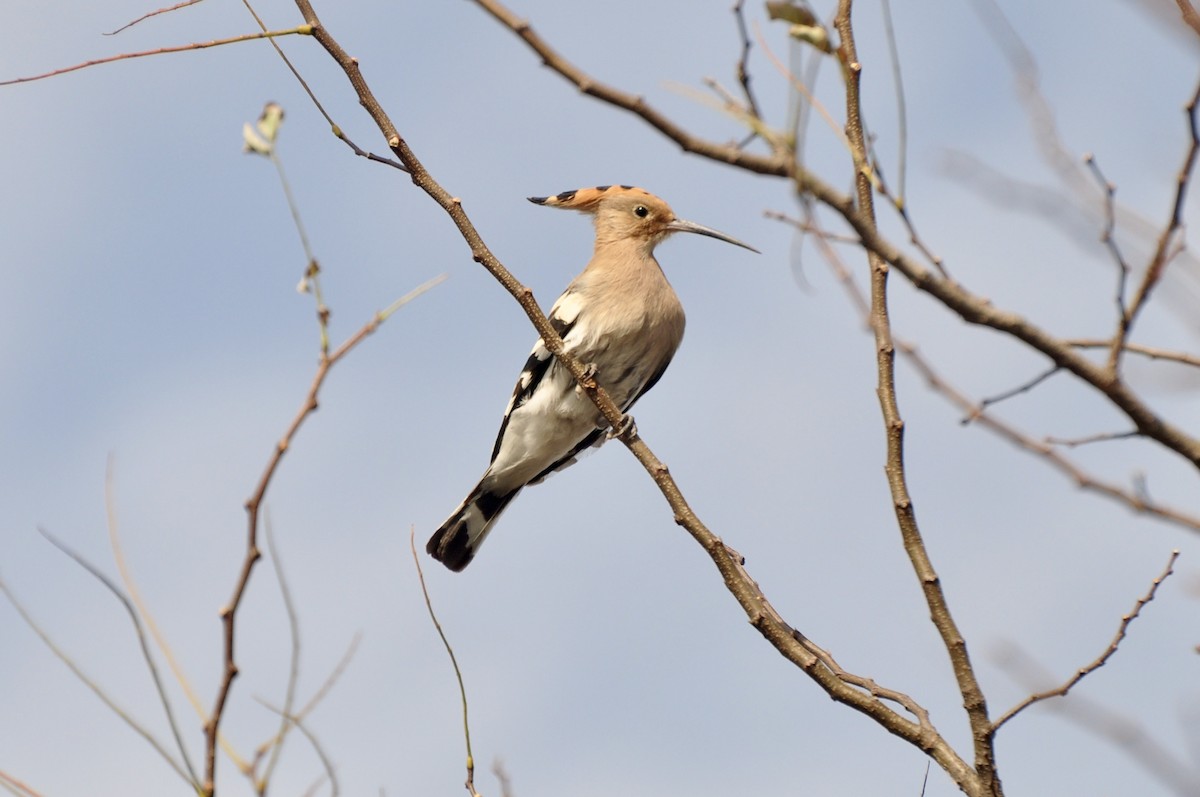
<box><xmin>489</xmin><ymin>290</ymin><xmax>584</xmax><ymax>462</ymax></box>
<box><xmin>618</xmin><ymin>353</ymin><xmax>674</xmax><ymax>413</ymax></box>
<box><xmin>521</xmin><ymin>341</ymin><xmax>676</xmax><ymax>485</ymax></box>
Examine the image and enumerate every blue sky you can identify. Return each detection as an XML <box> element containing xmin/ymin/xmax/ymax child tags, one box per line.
<box><xmin>2</xmin><ymin>1</ymin><xmax>1199</xmax><ymax>795</ymax></box>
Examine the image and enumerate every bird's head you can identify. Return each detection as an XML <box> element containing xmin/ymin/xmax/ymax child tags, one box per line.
<box><xmin>528</xmin><ymin>185</ymin><xmax>759</xmax><ymax>254</ymax></box>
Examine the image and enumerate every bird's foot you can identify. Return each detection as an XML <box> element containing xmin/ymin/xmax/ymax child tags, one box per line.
<box><xmin>579</xmin><ymin>362</ymin><xmax>599</xmax><ymax>389</ymax></box>
<box><xmin>609</xmin><ymin>414</ymin><xmax>637</xmax><ymax>440</ymax></box>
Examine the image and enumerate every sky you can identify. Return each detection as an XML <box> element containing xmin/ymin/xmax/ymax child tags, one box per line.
<box><xmin>2</xmin><ymin>1</ymin><xmax>1199</xmax><ymax>795</ymax></box>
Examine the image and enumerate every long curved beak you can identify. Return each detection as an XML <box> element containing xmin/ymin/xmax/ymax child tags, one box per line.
<box><xmin>667</xmin><ymin>218</ymin><xmax>760</xmax><ymax>253</ymax></box>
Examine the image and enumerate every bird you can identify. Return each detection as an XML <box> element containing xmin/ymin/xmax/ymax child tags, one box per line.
<box><xmin>427</xmin><ymin>185</ymin><xmax>758</xmax><ymax>571</ymax></box>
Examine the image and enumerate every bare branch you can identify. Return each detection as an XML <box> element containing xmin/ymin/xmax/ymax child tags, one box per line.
<box><xmin>0</xmin><ymin>770</ymin><xmax>44</xmax><ymax>797</ymax></box>
<box><xmin>731</xmin><ymin>0</ymin><xmax>764</xmax><ymax>126</ymax></box>
<box><xmin>468</xmin><ymin>0</ymin><xmax>792</xmax><ymax>175</ymax></box>
<box><xmin>105</xmin><ymin>0</ymin><xmax>206</xmax><ymax>36</ymax></box>
<box><xmin>0</xmin><ymin>26</ymin><xmax>313</xmax><ymax>87</ymax></box>
<box><xmin>410</xmin><ymin>528</ymin><xmax>480</xmax><ymax>797</ymax></box>
<box><xmin>997</xmin><ymin>637</ymin><xmax>1200</xmax><ymax>796</ymax></box>
<box><xmin>993</xmin><ymin>549</ymin><xmax>1180</xmax><ymax>731</ymax></box>
<box><xmin>1065</xmin><ymin>339</ymin><xmax>1200</xmax><ymax>369</ymax></box>
<box><xmin>976</xmin><ymin>366</ymin><xmax>1060</xmax><ymax>413</ymax></box>
<box><xmin>773</xmin><ymin>211</ymin><xmax>1200</xmax><ymax>536</ymax></box>
<box><xmin>0</xmin><ymin>570</ymin><xmax>196</xmax><ymax>787</ymax></box>
<box><xmin>1111</xmin><ymin>80</ymin><xmax>1200</xmax><ymax>371</ymax></box>
<box><xmin>106</xmin><ymin>459</ymin><xmax>250</xmax><ymax>774</ymax></box>
<box><xmin>1083</xmin><ymin>154</ymin><xmax>1133</xmax><ymax>326</ymax></box>
<box><xmin>256</xmin><ymin>699</ymin><xmax>340</xmax><ymax>797</ymax></box>
<box><xmin>834</xmin><ymin>3</ymin><xmax>999</xmax><ymax>792</ymax></box>
<box><xmin>203</xmin><ymin>274</ymin><xmax>444</xmax><ymax>796</ymax></box>
<box><xmin>1174</xmin><ymin>0</ymin><xmax>1200</xmax><ymax>38</ymax></box>
<box><xmin>1044</xmin><ymin>430</ymin><xmax>1140</xmax><ymax>448</ymax></box>
<box><xmin>879</xmin><ymin>0</ymin><xmax>908</xmax><ymax>203</ymax></box>
<box><xmin>257</xmin><ymin>512</ymin><xmax>302</xmax><ymax>793</ymax></box>
<box><xmin>238</xmin><ymin>1</ymin><xmax>409</xmax><ymax>173</ymax></box>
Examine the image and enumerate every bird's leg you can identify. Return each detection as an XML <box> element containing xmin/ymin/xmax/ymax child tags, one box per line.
<box><xmin>608</xmin><ymin>413</ymin><xmax>637</xmax><ymax>441</ymax></box>
<box><xmin>578</xmin><ymin>361</ymin><xmax>599</xmax><ymax>389</ymax></box>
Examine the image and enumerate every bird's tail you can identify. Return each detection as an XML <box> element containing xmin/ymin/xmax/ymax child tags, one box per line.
<box><xmin>426</xmin><ymin>482</ymin><xmax>521</xmax><ymax>571</ymax></box>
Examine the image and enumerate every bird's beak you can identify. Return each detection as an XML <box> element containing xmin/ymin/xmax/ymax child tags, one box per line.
<box><xmin>666</xmin><ymin>218</ymin><xmax>760</xmax><ymax>253</ymax></box>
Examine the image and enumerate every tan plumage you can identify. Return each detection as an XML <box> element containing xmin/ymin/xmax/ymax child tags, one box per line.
<box><xmin>427</xmin><ymin>186</ymin><xmax>757</xmax><ymax>571</ymax></box>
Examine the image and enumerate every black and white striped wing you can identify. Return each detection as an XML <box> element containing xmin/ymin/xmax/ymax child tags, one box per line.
<box><xmin>489</xmin><ymin>290</ymin><xmax>583</xmax><ymax>463</ymax></box>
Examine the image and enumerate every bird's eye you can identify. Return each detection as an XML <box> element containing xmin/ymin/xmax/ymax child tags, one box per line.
<box><xmin>633</xmin><ymin>205</ymin><xmax>649</xmax><ymax>218</ymax></box>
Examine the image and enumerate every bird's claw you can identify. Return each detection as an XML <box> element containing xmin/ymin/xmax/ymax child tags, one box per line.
<box><xmin>579</xmin><ymin>362</ymin><xmax>599</xmax><ymax>388</ymax></box>
<box><xmin>609</xmin><ymin>414</ymin><xmax>636</xmax><ymax>440</ymax></box>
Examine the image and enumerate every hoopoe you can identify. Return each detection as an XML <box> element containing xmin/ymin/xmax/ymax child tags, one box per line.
<box><xmin>427</xmin><ymin>185</ymin><xmax>757</xmax><ymax>571</ymax></box>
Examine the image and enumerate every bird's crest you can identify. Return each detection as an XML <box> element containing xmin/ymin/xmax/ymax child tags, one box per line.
<box><xmin>528</xmin><ymin>185</ymin><xmax>758</xmax><ymax>253</ymax></box>
<box><xmin>527</xmin><ymin>184</ymin><xmax>651</xmax><ymax>213</ymax></box>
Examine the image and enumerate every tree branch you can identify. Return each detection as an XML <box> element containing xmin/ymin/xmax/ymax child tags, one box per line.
<box><xmin>202</xmin><ymin>276</ymin><xmax>444</xmax><ymax>795</ymax></box>
<box><xmin>834</xmin><ymin>3</ymin><xmax>998</xmax><ymax>794</ymax></box>
<box><xmin>469</xmin><ymin>0</ymin><xmax>793</xmax><ymax>175</ymax></box>
<box><xmin>992</xmin><ymin>549</ymin><xmax>1180</xmax><ymax>731</ymax></box>
<box><xmin>0</xmin><ymin>26</ymin><xmax>313</xmax><ymax>87</ymax></box>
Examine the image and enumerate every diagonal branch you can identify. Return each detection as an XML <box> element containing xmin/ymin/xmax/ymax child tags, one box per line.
<box><xmin>0</xmin><ymin>26</ymin><xmax>313</xmax><ymax>87</ymax></box>
<box><xmin>469</xmin><ymin>0</ymin><xmax>792</xmax><ymax>175</ymax></box>
<box><xmin>777</xmin><ymin>209</ymin><xmax>1200</xmax><ymax>535</ymax></box>
<box><xmin>992</xmin><ymin>550</ymin><xmax>1180</xmax><ymax>731</ymax></box>
<box><xmin>835</xmin><ymin>3</ymin><xmax>998</xmax><ymax>794</ymax></box>
<box><xmin>805</xmin><ymin>171</ymin><xmax>1200</xmax><ymax>470</ymax></box>
<box><xmin>0</xmin><ymin>571</ymin><xmax>196</xmax><ymax>787</ymax></box>
<box><xmin>105</xmin><ymin>0</ymin><xmax>206</xmax><ymax>36</ymax></box>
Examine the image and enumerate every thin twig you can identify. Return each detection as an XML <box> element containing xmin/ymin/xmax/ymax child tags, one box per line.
<box><xmin>294</xmin><ymin>633</ymin><xmax>362</xmax><ymax>721</ymax></box>
<box><xmin>270</xmin><ymin>147</ymin><xmax>330</xmax><ymax>354</ymax></box>
<box><xmin>879</xmin><ymin>0</ymin><xmax>907</xmax><ymax>204</ymax></box>
<box><xmin>253</xmin><ymin>632</ymin><xmax>362</xmax><ymax>769</ymax></box>
<box><xmin>996</xmin><ymin>642</ymin><xmax>1200</xmax><ymax>795</ymax></box>
<box><xmin>238</xmin><ymin>0</ymin><xmax>408</xmax><ymax>173</ymax></box>
<box><xmin>764</xmin><ymin>208</ymin><xmax>861</xmax><ymax>245</ymax></box>
<box><xmin>1109</xmin><ymin>81</ymin><xmax>1200</xmax><ymax>374</ymax></box>
<box><xmin>37</xmin><ymin>528</ymin><xmax>200</xmax><ymax>785</ymax></box>
<box><xmin>256</xmin><ymin>699</ymin><xmax>340</xmax><ymax>797</ymax></box>
<box><xmin>0</xmin><ymin>769</ymin><xmax>45</xmax><ymax>797</ymax></box>
<box><xmin>105</xmin><ymin>460</ymin><xmax>249</xmax><ymax>773</ymax></box>
<box><xmin>106</xmin><ymin>0</ymin><xmax>206</xmax><ymax>36</ymax></box>
<box><xmin>410</xmin><ymin>529</ymin><xmax>479</xmax><ymax>797</ymax></box>
<box><xmin>1083</xmin><ymin>154</ymin><xmax>1132</xmax><ymax>325</ymax></box>
<box><xmin>976</xmin><ymin>366</ymin><xmax>1060</xmax><ymax>413</ymax></box>
<box><xmin>731</xmin><ymin>0</ymin><xmax>764</xmax><ymax>125</ymax></box>
<box><xmin>492</xmin><ymin>760</ymin><xmax>514</xmax><ymax>797</ymax></box>
<box><xmin>202</xmin><ymin>274</ymin><xmax>445</xmax><ymax>796</ymax></box>
<box><xmin>1065</xmin><ymin>339</ymin><xmax>1200</xmax><ymax>369</ymax></box>
<box><xmin>0</xmin><ymin>570</ymin><xmax>196</xmax><ymax>787</ymax></box>
<box><xmin>0</xmin><ymin>26</ymin><xmax>313</xmax><ymax>86</ymax></box>
<box><xmin>754</xmin><ymin>22</ymin><xmax>850</xmax><ymax>153</ymax></box>
<box><xmin>993</xmin><ymin>550</ymin><xmax>1181</xmax><ymax>731</ymax></box>
<box><xmin>1044</xmin><ymin>430</ymin><xmax>1139</xmax><ymax>448</ymax></box>
<box><xmin>257</xmin><ymin>511</ymin><xmax>302</xmax><ymax>793</ymax></box>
